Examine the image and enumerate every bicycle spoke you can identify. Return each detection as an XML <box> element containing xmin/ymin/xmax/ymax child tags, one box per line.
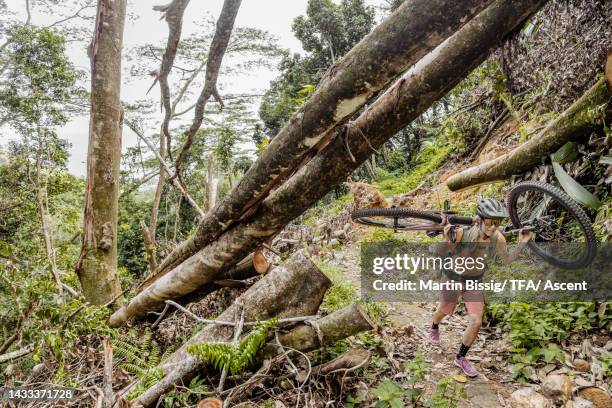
<box><xmin>508</xmin><ymin>181</ymin><xmax>596</xmax><ymax>269</ymax></box>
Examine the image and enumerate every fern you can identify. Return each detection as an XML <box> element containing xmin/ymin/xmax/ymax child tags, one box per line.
<box><xmin>113</xmin><ymin>328</ymin><xmax>165</xmax><ymax>400</ymax></box>
<box><xmin>187</xmin><ymin>319</ymin><xmax>277</xmax><ymax>375</ymax></box>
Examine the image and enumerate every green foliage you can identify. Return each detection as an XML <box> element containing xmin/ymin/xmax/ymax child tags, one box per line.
<box><xmin>373</xmin><ymin>379</ymin><xmax>407</xmax><ymax>408</ymax></box>
<box><xmin>594</xmin><ymin>197</ymin><xmax>612</xmax><ymax>242</ymax></box>
<box><xmin>488</xmin><ymin>302</ymin><xmax>610</xmax><ymax>380</ymax></box>
<box><xmin>292</xmin><ymin>0</ymin><xmax>375</xmax><ymax>67</ymax></box>
<box><xmin>427</xmin><ymin>376</ymin><xmax>467</xmax><ymax>408</ymax></box>
<box><xmin>601</xmin><ymin>351</ymin><xmax>612</xmax><ymax>378</ymax></box>
<box><xmin>259</xmin><ymin>0</ymin><xmax>375</xmax><ymax>138</ymax></box>
<box><xmin>375</xmin><ymin>142</ymin><xmax>452</xmax><ymax>196</ymax></box>
<box><xmin>0</xmin><ymin>257</ymin><xmax>114</xmax><ymax>384</ymax></box>
<box><xmin>345</xmin><ymin>394</ymin><xmax>366</xmax><ymax>408</ymax></box>
<box><xmin>372</xmin><ymin>353</ymin><xmax>429</xmax><ymax>408</ymax></box>
<box><xmin>403</xmin><ymin>352</ymin><xmax>427</xmax><ymax>404</ymax></box>
<box><xmin>187</xmin><ymin>319</ymin><xmax>277</xmax><ymax>375</ymax></box>
<box><xmin>0</xmin><ymin>24</ymin><xmax>83</xmax><ymax>131</ymax></box>
<box><xmin>114</xmin><ymin>328</ymin><xmax>171</xmax><ymax>400</ymax></box>
<box><xmin>117</xmin><ymin>194</ymin><xmax>151</xmax><ymax>277</ymax></box>
<box><xmin>162</xmin><ymin>375</ymin><xmax>211</xmax><ymax>408</ymax></box>
<box><xmin>316</xmin><ymin>261</ymin><xmax>386</xmax><ymax>322</ymax></box>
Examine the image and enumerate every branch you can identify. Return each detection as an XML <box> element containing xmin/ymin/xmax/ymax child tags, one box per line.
<box><xmin>152</xmin><ymin>0</ymin><xmax>191</xmax><ymax>162</ymax></box>
<box><xmin>125</xmin><ymin>119</ymin><xmax>205</xmax><ymax>217</ymax></box>
<box><xmin>0</xmin><ymin>344</ymin><xmax>34</xmax><ymax>364</ymax></box>
<box><xmin>174</xmin><ymin>0</ymin><xmax>242</xmax><ymax>174</ymax></box>
<box><xmin>120</xmin><ymin>170</ymin><xmax>160</xmax><ymax>198</ymax></box>
<box><xmin>46</xmin><ymin>4</ymin><xmax>95</xmax><ymax>28</ymax></box>
<box><xmin>164</xmin><ymin>300</ymin><xmax>318</xmax><ymax>327</ymax></box>
<box><xmin>171</xmin><ymin>58</ymin><xmax>206</xmax><ymax>114</ymax></box>
<box><xmin>171</xmin><ymin>93</ymin><xmax>263</xmax><ymax>118</ymax></box>
<box><xmin>102</xmin><ymin>338</ymin><xmax>114</xmax><ymax>408</ymax></box>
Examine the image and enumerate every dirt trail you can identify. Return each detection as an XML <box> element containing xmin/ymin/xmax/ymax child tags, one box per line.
<box><xmin>327</xmin><ymin>240</ymin><xmax>516</xmax><ymax>407</ymax></box>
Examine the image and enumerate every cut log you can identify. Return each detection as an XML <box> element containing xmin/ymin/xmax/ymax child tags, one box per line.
<box><xmin>152</xmin><ymin>0</ymin><xmax>495</xmax><ymax>278</ymax></box>
<box><xmin>127</xmin><ymin>252</ymin><xmax>331</xmax><ymax>407</ymax></box>
<box><xmin>269</xmin><ymin>304</ymin><xmax>375</xmax><ymax>354</ymax></box>
<box><xmin>109</xmin><ymin>0</ymin><xmax>547</xmax><ymax>327</ymax></box>
<box><xmin>251</xmin><ymin>247</ymin><xmax>269</xmax><ymax>274</ymax></box>
<box><xmin>446</xmin><ymin>77</ymin><xmax>612</xmax><ymax>191</ymax></box>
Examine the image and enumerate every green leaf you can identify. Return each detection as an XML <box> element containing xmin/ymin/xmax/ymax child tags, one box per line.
<box><xmin>0</xmin><ymin>240</ymin><xmax>10</xmax><ymax>258</ymax></box>
<box><xmin>552</xmin><ymin>163</ymin><xmax>602</xmax><ymax>209</ymax></box>
<box><xmin>550</xmin><ymin>142</ymin><xmax>578</xmax><ymax>164</ymax></box>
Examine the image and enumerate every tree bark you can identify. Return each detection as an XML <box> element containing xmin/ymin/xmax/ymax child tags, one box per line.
<box><xmin>153</xmin><ymin>0</ymin><xmax>495</xmax><ymax>277</ymax></box>
<box><xmin>152</xmin><ymin>0</ymin><xmax>191</xmax><ymax>160</ymax></box>
<box><xmin>446</xmin><ymin>78</ymin><xmax>612</xmax><ymax>191</ymax></box>
<box><xmin>206</xmin><ymin>155</ymin><xmax>217</xmax><ymax>212</ymax></box>
<box><xmin>76</xmin><ymin>0</ymin><xmax>126</xmax><ymax>305</ymax></box>
<box><xmin>109</xmin><ymin>0</ymin><xmax>547</xmax><ymax>326</ymax></box>
<box><xmin>127</xmin><ymin>253</ymin><xmax>332</xmax><ymax>407</ymax></box>
<box><xmin>35</xmin><ymin>150</ymin><xmax>63</xmax><ymax>295</ymax></box>
<box><xmin>0</xmin><ymin>344</ymin><xmax>34</xmax><ymax>364</ymax></box>
<box><xmin>266</xmin><ymin>304</ymin><xmax>376</xmax><ymax>354</ymax></box>
<box><xmin>140</xmin><ymin>220</ymin><xmax>158</xmax><ymax>273</ymax></box>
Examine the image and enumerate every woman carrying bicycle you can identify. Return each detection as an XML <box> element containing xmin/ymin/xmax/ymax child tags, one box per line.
<box><xmin>430</xmin><ymin>198</ymin><xmax>534</xmax><ymax>377</ymax></box>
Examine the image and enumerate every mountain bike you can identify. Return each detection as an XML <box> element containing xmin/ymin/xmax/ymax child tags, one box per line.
<box><xmin>351</xmin><ymin>181</ymin><xmax>597</xmax><ymax>269</ymax></box>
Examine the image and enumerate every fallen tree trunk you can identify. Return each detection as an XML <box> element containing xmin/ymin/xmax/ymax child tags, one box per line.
<box><xmin>109</xmin><ymin>0</ymin><xmax>547</xmax><ymax>327</ymax></box>
<box><xmin>139</xmin><ymin>253</ymin><xmax>257</xmax><ymax>293</ymax></box>
<box><xmin>446</xmin><ymin>77</ymin><xmax>612</xmax><ymax>191</ymax></box>
<box><xmin>128</xmin><ymin>253</ymin><xmax>331</xmax><ymax>407</ymax></box>
<box><xmin>151</xmin><ymin>0</ymin><xmax>495</xmax><ymax>279</ymax></box>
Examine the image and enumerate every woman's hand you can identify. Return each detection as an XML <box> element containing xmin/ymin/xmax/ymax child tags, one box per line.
<box><xmin>519</xmin><ymin>228</ymin><xmax>535</xmax><ymax>243</ymax></box>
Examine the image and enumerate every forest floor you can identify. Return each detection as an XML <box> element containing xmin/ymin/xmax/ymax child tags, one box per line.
<box><xmin>322</xmin><ymin>237</ymin><xmax>513</xmax><ymax>407</ymax></box>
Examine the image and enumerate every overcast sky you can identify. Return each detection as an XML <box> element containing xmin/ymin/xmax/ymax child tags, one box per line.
<box><xmin>1</xmin><ymin>0</ymin><xmax>386</xmax><ymax>175</ymax></box>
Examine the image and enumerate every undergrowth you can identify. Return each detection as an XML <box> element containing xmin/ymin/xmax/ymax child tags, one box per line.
<box><xmin>114</xmin><ymin>327</ymin><xmax>168</xmax><ymax>400</ymax></box>
<box><xmin>187</xmin><ymin>319</ymin><xmax>277</xmax><ymax>375</ymax></box>
<box><xmin>488</xmin><ymin>302</ymin><xmax>611</xmax><ymax>380</ymax></box>
<box><xmin>315</xmin><ymin>260</ymin><xmax>386</xmax><ymax>322</ymax></box>
<box><xmin>375</xmin><ymin>141</ymin><xmax>452</xmax><ymax>196</ymax></box>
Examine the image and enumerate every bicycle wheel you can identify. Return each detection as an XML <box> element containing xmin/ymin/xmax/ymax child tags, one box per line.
<box><xmin>351</xmin><ymin>208</ymin><xmax>473</xmax><ymax>231</ymax></box>
<box><xmin>508</xmin><ymin>181</ymin><xmax>597</xmax><ymax>269</ymax></box>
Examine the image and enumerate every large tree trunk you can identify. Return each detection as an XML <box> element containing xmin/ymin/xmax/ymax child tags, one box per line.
<box><xmin>128</xmin><ymin>253</ymin><xmax>332</xmax><ymax>407</ymax></box>
<box><xmin>110</xmin><ymin>0</ymin><xmax>547</xmax><ymax>326</ymax></box>
<box><xmin>153</xmin><ymin>0</ymin><xmax>495</xmax><ymax>277</ymax></box>
<box><xmin>446</xmin><ymin>74</ymin><xmax>612</xmax><ymax>191</ymax></box>
<box><xmin>76</xmin><ymin>0</ymin><xmax>127</xmax><ymax>305</ymax></box>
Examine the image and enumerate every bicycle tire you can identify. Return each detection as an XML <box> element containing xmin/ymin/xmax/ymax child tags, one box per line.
<box><xmin>508</xmin><ymin>181</ymin><xmax>597</xmax><ymax>269</ymax></box>
<box><xmin>351</xmin><ymin>208</ymin><xmax>474</xmax><ymax>230</ymax></box>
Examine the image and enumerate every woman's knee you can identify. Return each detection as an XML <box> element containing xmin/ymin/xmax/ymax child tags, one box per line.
<box><xmin>469</xmin><ymin>314</ymin><xmax>483</xmax><ymax>326</ymax></box>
